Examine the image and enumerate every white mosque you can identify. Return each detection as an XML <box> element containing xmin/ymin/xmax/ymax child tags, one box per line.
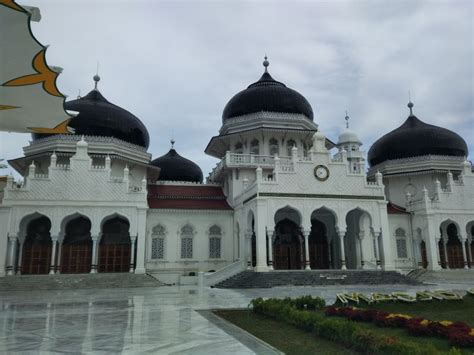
<box><xmin>0</xmin><ymin>58</ymin><xmax>473</xmax><ymax>285</ymax></box>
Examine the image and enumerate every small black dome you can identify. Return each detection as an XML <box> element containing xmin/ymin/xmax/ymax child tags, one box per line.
<box><xmin>368</xmin><ymin>110</ymin><xmax>468</xmax><ymax>167</ymax></box>
<box><xmin>151</xmin><ymin>148</ymin><xmax>203</xmax><ymax>183</ymax></box>
<box><xmin>33</xmin><ymin>89</ymin><xmax>150</xmax><ymax>148</ymax></box>
<box><xmin>222</xmin><ymin>71</ymin><xmax>314</xmax><ymax>122</ymax></box>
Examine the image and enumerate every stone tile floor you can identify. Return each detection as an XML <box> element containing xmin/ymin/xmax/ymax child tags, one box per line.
<box><xmin>0</xmin><ymin>281</ymin><xmax>471</xmax><ymax>354</ymax></box>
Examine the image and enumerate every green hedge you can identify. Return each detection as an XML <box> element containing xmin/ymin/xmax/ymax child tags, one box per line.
<box><xmin>250</xmin><ymin>297</ymin><xmax>461</xmax><ymax>355</ymax></box>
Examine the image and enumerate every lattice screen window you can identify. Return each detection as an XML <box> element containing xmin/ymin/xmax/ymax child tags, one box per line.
<box><xmin>151</xmin><ymin>237</ymin><xmax>165</xmax><ymax>259</ymax></box>
<box><xmin>209</xmin><ymin>225</ymin><xmax>222</xmax><ymax>259</ymax></box>
<box><xmin>180</xmin><ymin>224</ymin><xmax>194</xmax><ymax>259</ymax></box>
<box><xmin>395</xmin><ymin>228</ymin><xmax>408</xmax><ymax>258</ymax></box>
<box><xmin>181</xmin><ymin>237</ymin><xmax>193</xmax><ymax>259</ymax></box>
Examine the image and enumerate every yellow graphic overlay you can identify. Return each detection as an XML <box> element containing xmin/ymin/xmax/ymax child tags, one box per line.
<box><xmin>0</xmin><ymin>0</ymin><xmax>26</xmax><ymax>12</ymax></box>
<box><xmin>0</xmin><ymin>104</ymin><xmax>20</xmax><ymax>110</ymax></box>
<box><xmin>2</xmin><ymin>49</ymin><xmax>63</xmax><ymax>97</ymax></box>
<box><xmin>28</xmin><ymin>118</ymin><xmax>72</xmax><ymax>134</ymax></box>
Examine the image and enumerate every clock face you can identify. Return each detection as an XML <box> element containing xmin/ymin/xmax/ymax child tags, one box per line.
<box><xmin>314</xmin><ymin>165</ymin><xmax>329</xmax><ymax>181</ymax></box>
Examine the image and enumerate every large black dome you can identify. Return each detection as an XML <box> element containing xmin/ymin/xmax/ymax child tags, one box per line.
<box><xmin>222</xmin><ymin>61</ymin><xmax>313</xmax><ymax>122</ymax></box>
<box><xmin>368</xmin><ymin>103</ymin><xmax>468</xmax><ymax>167</ymax></box>
<box><xmin>151</xmin><ymin>148</ymin><xmax>203</xmax><ymax>183</ymax></box>
<box><xmin>33</xmin><ymin>86</ymin><xmax>150</xmax><ymax>148</ymax></box>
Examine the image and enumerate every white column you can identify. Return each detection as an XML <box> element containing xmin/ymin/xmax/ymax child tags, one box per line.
<box><xmin>255</xmin><ymin>200</ymin><xmax>269</xmax><ymax>272</ymax></box>
<box><xmin>130</xmin><ymin>236</ymin><xmax>137</xmax><ymax>273</ymax></box>
<box><xmin>435</xmin><ymin>237</ymin><xmax>442</xmax><ymax>268</ymax></box>
<box><xmin>0</xmin><ymin>210</ymin><xmax>10</xmax><ymax>277</ymax></box>
<box><xmin>378</xmin><ymin>204</ymin><xmax>395</xmax><ymax>270</ymax></box>
<box><xmin>90</xmin><ymin>237</ymin><xmax>99</xmax><ymax>273</ymax></box>
<box><xmin>246</xmin><ymin>232</ymin><xmax>252</xmax><ymax>269</ymax></box>
<box><xmin>6</xmin><ymin>235</ymin><xmax>17</xmax><ymax>276</ymax></box>
<box><xmin>49</xmin><ymin>238</ymin><xmax>58</xmax><ymax>275</ymax></box>
<box><xmin>134</xmin><ymin>209</ymin><xmax>147</xmax><ymax>274</ymax></box>
<box><xmin>412</xmin><ymin>239</ymin><xmax>420</xmax><ymax>268</ymax></box>
<box><xmin>303</xmin><ymin>230</ymin><xmax>310</xmax><ymax>270</ymax></box>
<box><xmin>17</xmin><ymin>240</ymin><xmax>25</xmax><ymax>275</ymax></box>
<box><xmin>443</xmin><ymin>239</ymin><xmax>449</xmax><ymax>269</ymax></box>
<box><xmin>267</xmin><ymin>230</ymin><xmax>274</xmax><ymax>270</ymax></box>
<box><xmin>56</xmin><ymin>240</ymin><xmax>63</xmax><ymax>274</ymax></box>
<box><xmin>460</xmin><ymin>236</ymin><xmax>469</xmax><ymax>270</ymax></box>
<box><xmin>373</xmin><ymin>232</ymin><xmax>381</xmax><ymax>270</ymax></box>
<box><xmin>338</xmin><ymin>230</ymin><xmax>347</xmax><ymax>270</ymax></box>
<box><xmin>425</xmin><ymin>216</ymin><xmax>442</xmax><ymax>270</ymax></box>
<box><xmin>358</xmin><ymin>232</ymin><xmax>365</xmax><ymax>269</ymax></box>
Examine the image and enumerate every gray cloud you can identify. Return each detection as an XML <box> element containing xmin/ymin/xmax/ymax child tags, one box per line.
<box><xmin>1</xmin><ymin>0</ymin><xmax>472</xmax><ymax>177</ymax></box>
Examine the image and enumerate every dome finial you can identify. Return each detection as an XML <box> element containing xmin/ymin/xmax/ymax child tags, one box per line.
<box><xmin>345</xmin><ymin>110</ymin><xmax>350</xmax><ymax>129</ymax></box>
<box><xmin>263</xmin><ymin>55</ymin><xmax>269</xmax><ymax>72</ymax></box>
<box><xmin>77</xmin><ymin>89</ymin><xmax>81</xmax><ymax>99</ymax></box>
<box><xmin>170</xmin><ymin>138</ymin><xmax>175</xmax><ymax>149</ymax></box>
<box><xmin>407</xmin><ymin>91</ymin><xmax>414</xmax><ymax>116</ymax></box>
<box><xmin>93</xmin><ymin>62</ymin><xmax>100</xmax><ymax>90</ymax></box>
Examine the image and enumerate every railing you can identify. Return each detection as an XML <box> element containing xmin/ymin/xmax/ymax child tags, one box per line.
<box><xmin>199</xmin><ymin>259</ymin><xmax>247</xmax><ymax>287</ymax></box>
<box><xmin>228</xmin><ymin>153</ymin><xmax>275</xmax><ymax>166</ymax></box>
<box><xmin>128</xmin><ymin>186</ymin><xmax>142</xmax><ymax>192</ymax></box>
<box><xmin>34</xmin><ymin>173</ymin><xmax>49</xmax><ymax>179</ymax></box>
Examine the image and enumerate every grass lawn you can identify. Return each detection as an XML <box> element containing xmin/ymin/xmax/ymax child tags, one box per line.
<box><xmin>215</xmin><ymin>296</ymin><xmax>474</xmax><ymax>354</ymax></box>
<box><xmin>358</xmin><ymin>295</ymin><xmax>474</xmax><ymax>326</ymax></box>
<box><xmin>215</xmin><ymin>309</ymin><xmax>359</xmax><ymax>355</ymax></box>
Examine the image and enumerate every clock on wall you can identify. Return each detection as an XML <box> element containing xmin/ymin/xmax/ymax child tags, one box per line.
<box><xmin>314</xmin><ymin>165</ymin><xmax>329</xmax><ymax>181</ymax></box>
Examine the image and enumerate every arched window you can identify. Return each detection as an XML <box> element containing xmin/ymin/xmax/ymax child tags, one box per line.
<box><xmin>395</xmin><ymin>227</ymin><xmax>407</xmax><ymax>258</ymax></box>
<box><xmin>180</xmin><ymin>224</ymin><xmax>194</xmax><ymax>259</ymax></box>
<box><xmin>269</xmin><ymin>138</ymin><xmax>279</xmax><ymax>156</ymax></box>
<box><xmin>250</xmin><ymin>139</ymin><xmax>259</xmax><ymax>155</ymax></box>
<box><xmin>151</xmin><ymin>224</ymin><xmax>166</xmax><ymax>259</ymax></box>
<box><xmin>209</xmin><ymin>225</ymin><xmax>222</xmax><ymax>259</ymax></box>
<box><xmin>286</xmin><ymin>139</ymin><xmax>296</xmax><ymax>156</ymax></box>
<box><xmin>234</xmin><ymin>142</ymin><xmax>243</xmax><ymax>154</ymax></box>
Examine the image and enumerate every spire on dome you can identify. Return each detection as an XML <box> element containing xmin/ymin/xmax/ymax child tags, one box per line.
<box><xmin>93</xmin><ymin>62</ymin><xmax>100</xmax><ymax>90</ymax></box>
<box><xmin>263</xmin><ymin>55</ymin><xmax>269</xmax><ymax>72</ymax></box>
<box><xmin>170</xmin><ymin>138</ymin><xmax>175</xmax><ymax>149</ymax></box>
<box><xmin>345</xmin><ymin>110</ymin><xmax>350</xmax><ymax>129</ymax></box>
<box><xmin>408</xmin><ymin>91</ymin><xmax>414</xmax><ymax>116</ymax></box>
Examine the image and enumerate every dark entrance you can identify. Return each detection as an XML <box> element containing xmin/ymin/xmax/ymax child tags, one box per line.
<box><xmin>61</xmin><ymin>216</ymin><xmax>92</xmax><ymax>274</ymax></box>
<box><xmin>420</xmin><ymin>241</ymin><xmax>428</xmax><ymax>269</ymax></box>
<box><xmin>98</xmin><ymin>217</ymin><xmax>131</xmax><ymax>273</ymax></box>
<box><xmin>309</xmin><ymin>219</ymin><xmax>330</xmax><ymax>269</ymax></box>
<box><xmin>273</xmin><ymin>219</ymin><xmax>302</xmax><ymax>270</ymax></box>
<box><xmin>438</xmin><ymin>239</ymin><xmax>447</xmax><ymax>268</ymax></box>
<box><xmin>22</xmin><ymin>216</ymin><xmax>52</xmax><ymax>274</ymax></box>
<box><xmin>446</xmin><ymin>224</ymin><xmax>464</xmax><ymax>269</ymax></box>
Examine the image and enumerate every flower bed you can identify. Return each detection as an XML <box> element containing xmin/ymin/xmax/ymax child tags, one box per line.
<box><xmin>325</xmin><ymin>306</ymin><xmax>474</xmax><ymax>348</ymax></box>
<box><xmin>250</xmin><ymin>296</ymin><xmax>455</xmax><ymax>354</ymax></box>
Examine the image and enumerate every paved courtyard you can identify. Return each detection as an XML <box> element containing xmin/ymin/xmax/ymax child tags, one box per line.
<box><xmin>0</xmin><ymin>281</ymin><xmax>471</xmax><ymax>354</ymax></box>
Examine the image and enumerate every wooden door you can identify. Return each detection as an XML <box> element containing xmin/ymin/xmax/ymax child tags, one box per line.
<box><xmin>309</xmin><ymin>240</ymin><xmax>329</xmax><ymax>269</ymax></box>
<box><xmin>98</xmin><ymin>244</ymin><xmax>131</xmax><ymax>273</ymax></box>
<box><xmin>22</xmin><ymin>242</ymin><xmax>51</xmax><ymax>274</ymax></box>
<box><xmin>61</xmin><ymin>242</ymin><xmax>92</xmax><ymax>274</ymax></box>
<box><xmin>438</xmin><ymin>240</ymin><xmax>446</xmax><ymax>268</ymax></box>
<box><xmin>447</xmin><ymin>239</ymin><xmax>464</xmax><ymax>269</ymax></box>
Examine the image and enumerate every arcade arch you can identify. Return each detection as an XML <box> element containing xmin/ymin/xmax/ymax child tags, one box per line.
<box><xmin>99</xmin><ymin>216</ymin><xmax>131</xmax><ymax>273</ymax></box>
<box><xmin>60</xmin><ymin>215</ymin><xmax>92</xmax><ymax>274</ymax></box>
<box><xmin>20</xmin><ymin>214</ymin><xmax>52</xmax><ymax>274</ymax></box>
<box><xmin>272</xmin><ymin>206</ymin><xmax>303</xmax><ymax>270</ymax></box>
<box><xmin>309</xmin><ymin>207</ymin><xmax>338</xmax><ymax>269</ymax></box>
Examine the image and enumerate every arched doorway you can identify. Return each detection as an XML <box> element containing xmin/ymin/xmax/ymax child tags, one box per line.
<box><xmin>420</xmin><ymin>241</ymin><xmax>428</xmax><ymax>269</ymax></box>
<box><xmin>446</xmin><ymin>223</ymin><xmax>464</xmax><ymax>269</ymax></box>
<box><xmin>21</xmin><ymin>216</ymin><xmax>52</xmax><ymax>274</ymax></box>
<box><xmin>308</xmin><ymin>220</ymin><xmax>329</xmax><ymax>269</ymax></box>
<box><xmin>273</xmin><ymin>218</ymin><xmax>303</xmax><ymax>270</ymax></box>
<box><xmin>438</xmin><ymin>238</ymin><xmax>447</xmax><ymax>268</ymax></box>
<box><xmin>98</xmin><ymin>217</ymin><xmax>131</xmax><ymax>273</ymax></box>
<box><xmin>61</xmin><ymin>216</ymin><xmax>92</xmax><ymax>273</ymax></box>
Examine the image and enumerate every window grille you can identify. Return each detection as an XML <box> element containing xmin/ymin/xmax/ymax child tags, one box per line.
<box><xmin>151</xmin><ymin>237</ymin><xmax>165</xmax><ymax>259</ymax></box>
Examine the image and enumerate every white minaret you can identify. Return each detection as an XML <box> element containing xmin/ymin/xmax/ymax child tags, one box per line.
<box><xmin>336</xmin><ymin>112</ymin><xmax>365</xmax><ymax>173</ymax></box>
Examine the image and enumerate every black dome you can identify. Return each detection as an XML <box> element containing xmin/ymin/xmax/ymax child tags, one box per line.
<box><xmin>222</xmin><ymin>71</ymin><xmax>314</xmax><ymax>122</ymax></box>
<box><xmin>151</xmin><ymin>148</ymin><xmax>203</xmax><ymax>183</ymax></box>
<box><xmin>368</xmin><ymin>108</ymin><xmax>468</xmax><ymax>167</ymax></box>
<box><xmin>33</xmin><ymin>89</ymin><xmax>150</xmax><ymax>148</ymax></box>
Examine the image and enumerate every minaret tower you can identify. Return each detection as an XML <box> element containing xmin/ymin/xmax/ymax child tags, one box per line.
<box><xmin>336</xmin><ymin>112</ymin><xmax>364</xmax><ymax>173</ymax></box>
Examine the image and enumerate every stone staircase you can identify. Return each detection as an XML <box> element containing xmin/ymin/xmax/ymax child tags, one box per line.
<box><xmin>0</xmin><ymin>273</ymin><xmax>163</xmax><ymax>291</ymax></box>
<box><xmin>213</xmin><ymin>270</ymin><xmax>420</xmax><ymax>289</ymax></box>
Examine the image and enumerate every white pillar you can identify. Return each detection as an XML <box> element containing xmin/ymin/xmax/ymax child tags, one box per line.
<box><xmin>134</xmin><ymin>209</ymin><xmax>147</xmax><ymax>274</ymax></box>
<box><xmin>6</xmin><ymin>235</ymin><xmax>17</xmax><ymax>276</ymax></box>
<box><xmin>443</xmin><ymin>239</ymin><xmax>449</xmax><ymax>269</ymax></box>
<box><xmin>373</xmin><ymin>232</ymin><xmax>381</xmax><ymax>270</ymax></box>
<box><xmin>435</xmin><ymin>237</ymin><xmax>442</xmax><ymax>268</ymax></box>
<box><xmin>378</xmin><ymin>204</ymin><xmax>395</xmax><ymax>270</ymax></box>
<box><xmin>90</xmin><ymin>237</ymin><xmax>99</xmax><ymax>274</ymax></box>
<box><xmin>425</xmin><ymin>216</ymin><xmax>442</xmax><ymax>270</ymax></box>
<box><xmin>460</xmin><ymin>236</ymin><xmax>469</xmax><ymax>270</ymax></box>
<box><xmin>358</xmin><ymin>233</ymin><xmax>365</xmax><ymax>269</ymax></box>
<box><xmin>303</xmin><ymin>230</ymin><xmax>310</xmax><ymax>270</ymax></box>
<box><xmin>130</xmin><ymin>236</ymin><xmax>137</xmax><ymax>273</ymax></box>
<box><xmin>245</xmin><ymin>231</ymin><xmax>252</xmax><ymax>269</ymax></box>
<box><xmin>49</xmin><ymin>238</ymin><xmax>58</xmax><ymax>275</ymax></box>
<box><xmin>338</xmin><ymin>230</ymin><xmax>347</xmax><ymax>270</ymax></box>
<box><xmin>0</xmin><ymin>210</ymin><xmax>11</xmax><ymax>277</ymax></box>
<box><xmin>267</xmin><ymin>230</ymin><xmax>274</xmax><ymax>270</ymax></box>
<box><xmin>255</xmin><ymin>200</ymin><xmax>269</xmax><ymax>272</ymax></box>
<box><xmin>17</xmin><ymin>240</ymin><xmax>25</xmax><ymax>275</ymax></box>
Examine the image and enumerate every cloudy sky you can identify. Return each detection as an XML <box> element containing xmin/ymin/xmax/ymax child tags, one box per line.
<box><xmin>1</xmin><ymin>0</ymin><xmax>473</xmax><ymax>177</ymax></box>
